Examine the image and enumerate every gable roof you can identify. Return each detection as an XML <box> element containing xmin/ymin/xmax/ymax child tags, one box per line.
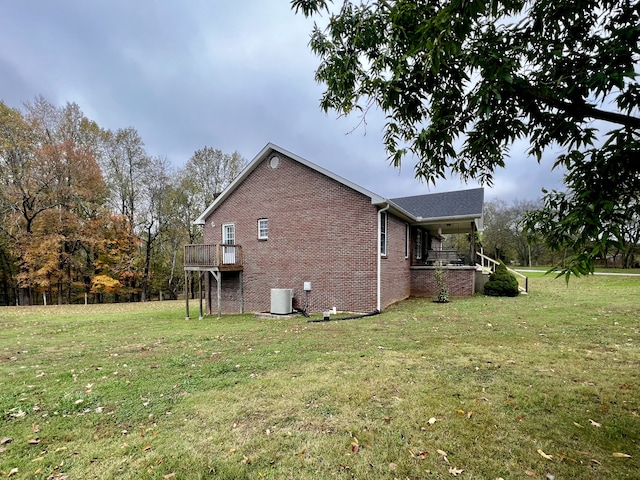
<box><xmin>195</xmin><ymin>143</ymin><xmax>386</xmax><ymax>225</ymax></box>
<box><xmin>194</xmin><ymin>142</ymin><xmax>483</xmax><ymax>228</ymax></box>
<box><xmin>390</xmin><ymin>188</ymin><xmax>484</xmax><ymax>221</ymax></box>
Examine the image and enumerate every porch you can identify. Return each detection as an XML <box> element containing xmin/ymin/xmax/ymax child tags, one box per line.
<box><xmin>183</xmin><ymin>244</ymin><xmax>243</xmax><ymax>320</ymax></box>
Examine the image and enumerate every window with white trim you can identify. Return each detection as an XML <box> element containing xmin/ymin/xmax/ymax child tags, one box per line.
<box><xmin>222</xmin><ymin>223</ymin><xmax>235</xmax><ymax>245</ymax></box>
<box><xmin>380</xmin><ymin>211</ymin><xmax>388</xmax><ymax>256</ymax></box>
<box><xmin>257</xmin><ymin>218</ymin><xmax>268</xmax><ymax>240</ymax></box>
<box><xmin>221</xmin><ymin>223</ymin><xmax>236</xmax><ymax>264</ymax></box>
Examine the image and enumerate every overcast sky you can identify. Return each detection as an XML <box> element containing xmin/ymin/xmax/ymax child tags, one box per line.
<box><xmin>1</xmin><ymin>0</ymin><xmax>566</xmax><ymax>203</ymax></box>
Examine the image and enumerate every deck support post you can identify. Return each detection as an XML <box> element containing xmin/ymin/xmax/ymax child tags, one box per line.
<box><xmin>239</xmin><ymin>271</ymin><xmax>244</xmax><ymax>313</ymax></box>
<box><xmin>198</xmin><ymin>272</ymin><xmax>204</xmax><ymax>320</ymax></box>
<box><xmin>217</xmin><ymin>271</ymin><xmax>222</xmax><ymax>318</ymax></box>
<box><xmin>185</xmin><ymin>271</ymin><xmax>190</xmax><ymax>320</ymax></box>
<box><xmin>207</xmin><ymin>270</ymin><xmax>222</xmax><ymax>319</ymax></box>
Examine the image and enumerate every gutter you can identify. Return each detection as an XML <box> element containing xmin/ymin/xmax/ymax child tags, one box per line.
<box><xmin>377</xmin><ymin>203</ymin><xmax>390</xmax><ymax>312</ymax></box>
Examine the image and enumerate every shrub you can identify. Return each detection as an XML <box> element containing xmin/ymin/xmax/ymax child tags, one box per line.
<box><xmin>434</xmin><ymin>265</ymin><xmax>449</xmax><ymax>303</ymax></box>
<box><xmin>484</xmin><ymin>262</ymin><xmax>520</xmax><ymax>297</ymax></box>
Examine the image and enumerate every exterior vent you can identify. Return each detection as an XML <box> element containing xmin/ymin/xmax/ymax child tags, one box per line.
<box><xmin>270</xmin><ymin>288</ymin><xmax>293</xmax><ymax>314</ymax></box>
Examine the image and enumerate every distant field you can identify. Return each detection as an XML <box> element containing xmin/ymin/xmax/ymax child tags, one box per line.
<box><xmin>515</xmin><ymin>265</ymin><xmax>640</xmax><ymax>275</ymax></box>
<box><xmin>1</xmin><ymin>274</ymin><xmax>639</xmax><ymax>479</ymax></box>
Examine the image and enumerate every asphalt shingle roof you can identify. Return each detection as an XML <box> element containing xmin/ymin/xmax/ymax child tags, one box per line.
<box><xmin>390</xmin><ymin>187</ymin><xmax>484</xmax><ymax>219</ymax></box>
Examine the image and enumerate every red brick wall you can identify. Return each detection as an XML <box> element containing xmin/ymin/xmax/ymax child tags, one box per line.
<box><xmin>410</xmin><ymin>266</ymin><xmax>476</xmax><ymax>297</ymax></box>
<box><xmin>380</xmin><ymin>214</ymin><xmax>411</xmax><ymax>308</ymax></box>
<box><xmin>203</xmin><ymin>153</ymin><xmax>389</xmax><ymax>313</ymax></box>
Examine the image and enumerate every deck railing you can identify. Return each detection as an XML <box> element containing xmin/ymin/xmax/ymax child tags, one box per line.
<box><xmin>184</xmin><ymin>244</ymin><xmax>243</xmax><ymax>269</ymax></box>
<box><xmin>426</xmin><ymin>249</ymin><xmax>465</xmax><ymax>265</ymax></box>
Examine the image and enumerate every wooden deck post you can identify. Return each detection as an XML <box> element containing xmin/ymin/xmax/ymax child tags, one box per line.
<box><xmin>217</xmin><ymin>271</ymin><xmax>222</xmax><ymax>318</ymax></box>
<box><xmin>185</xmin><ymin>271</ymin><xmax>190</xmax><ymax>320</ymax></box>
<box><xmin>198</xmin><ymin>271</ymin><xmax>204</xmax><ymax>320</ymax></box>
<box><xmin>239</xmin><ymin>271</ymin><xmax>244</xmax><ymax>313</ymax></box>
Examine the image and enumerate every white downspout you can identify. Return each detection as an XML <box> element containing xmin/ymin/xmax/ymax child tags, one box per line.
<box><xmin>377</xmin><ymin>203</ymin><xmax>390</xmax><ymax>311</ymax></box>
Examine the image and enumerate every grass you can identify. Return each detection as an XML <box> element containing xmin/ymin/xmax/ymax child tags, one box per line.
<box><xmin>1</xmin><ymin>274</ymin><xmax>639</xmax><ymax>479</ymax></box>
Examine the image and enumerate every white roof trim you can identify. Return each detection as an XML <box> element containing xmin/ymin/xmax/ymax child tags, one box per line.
<box><xmin>194</xmin><ymin>143</ymin><xmax>386</xmax><ymax>224</ymax></box>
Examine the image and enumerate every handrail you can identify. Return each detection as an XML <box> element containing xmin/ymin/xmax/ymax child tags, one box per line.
<box><xmin>184</xmin><ymin>244</ymin><xmax>243</xmax><ymax>269</ymax></box>
<box><xmin>476</xmin><ymin>251</ymin><xmax>529</xmax><ymax>293</ymax></box>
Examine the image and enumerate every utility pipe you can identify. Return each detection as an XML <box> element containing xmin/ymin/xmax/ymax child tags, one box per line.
<box><xmin>377</xmin><ymin>203</ymin><xmax>390</xmax><ymax>312</ymax></box>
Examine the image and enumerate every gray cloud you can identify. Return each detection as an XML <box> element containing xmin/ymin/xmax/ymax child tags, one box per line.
<box><xmin>1</xmin><ymin>0</ymin><xmax>565</xmax><ymax>203</ymax></box>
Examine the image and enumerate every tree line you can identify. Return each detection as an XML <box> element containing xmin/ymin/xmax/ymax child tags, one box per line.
<box><xmin>446</xmin><ymin>199</ymin><xmax>639</xmax><ymax>269</ymax></box>
<box><xmin>0</xmin><ymin>96</ymin><xmax>245</xmax><ymax>306</ymax></box>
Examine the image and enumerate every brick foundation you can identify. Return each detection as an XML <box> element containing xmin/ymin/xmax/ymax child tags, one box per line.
<box><xmin>410</xmin><ymin>266</ymin><xmax>477</xmax><ymax>297</ymax></box>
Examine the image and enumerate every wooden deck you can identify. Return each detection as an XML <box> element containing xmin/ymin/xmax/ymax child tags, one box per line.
<box><xmin>184</xmin><ymin>244</ymin><xmax>243</xmax><ymax>271</ymax></box>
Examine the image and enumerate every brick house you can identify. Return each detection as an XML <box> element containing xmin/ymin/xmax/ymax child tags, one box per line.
<box><xmin>184</xmin><ymin>143</ymin><xmax>484</xmax><ymax>317</ymax></box>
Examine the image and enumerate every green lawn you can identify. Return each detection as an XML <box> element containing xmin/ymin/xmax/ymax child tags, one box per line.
<box><xmin>1</xmin><ymin>274</ymin><xmax>639</xmax><ymax>479</ymax></box>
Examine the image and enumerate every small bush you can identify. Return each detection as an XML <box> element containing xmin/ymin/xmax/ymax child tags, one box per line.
<box><xmin>434</xmin><ymin>266</ymin><xmax>449</xmax><ymax>303</ymax></box>
<box><xmin>484</xmin><ymin>262</ymin><xmax>520</xmax><ymax>297</ymax></box>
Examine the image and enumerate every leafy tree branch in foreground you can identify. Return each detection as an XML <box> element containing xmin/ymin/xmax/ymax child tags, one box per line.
<box><xmin>292</xmin><ymin>0</ymin><xmax>640</xmax><ymax>276</ymax></box>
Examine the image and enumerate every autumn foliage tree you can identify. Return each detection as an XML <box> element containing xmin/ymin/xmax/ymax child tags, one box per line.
<box><xmin>0</xmin><ymin>98</ymin><xmax>107</xmax><ymax>304</ymax></box>
<box><xmin>1</xmin><ymin>95</ymin><xmax>245</xmax><ymax>305</ymax></box>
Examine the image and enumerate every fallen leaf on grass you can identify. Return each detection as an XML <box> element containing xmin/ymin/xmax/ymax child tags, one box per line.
<box><xmin>1</xmin><ymin>437</ymin><xmax>12</xmax><ymax>445</ymax></box>
<box><xmin>525</xmin><ymin>469</ymin><xmax>536</xmax><ymax>477</ymax></box>
<box><xmin>449</xmin><ymin>467</ymin><xmax>464</xmax><ymax>476</ymax></box>
<box><xmin>556</xmin><ymin>452</ymin><xmax>577</xmax><ymax>463</ymax></box>
<box><xmin>8</xmin><ymin>468</ymin><xmax>19</xmax><ymax>477</ymax></box>
<box><xmin>612</xmin><ymin>452</ymin><xmax>632</xmax><ymax>458</ymax></box>
<box><xmin>142</xmin><ymin>445</ymin><xmax>152</xmax><ymax>451</ymax></box>
<box><xmin>28</xmin><ymin>439</ymin><xmax>40</xmax><ymax>445</ymax></box>
<box><xmin>32</xmin><ymin>423</ymin><xmax>39</xmax><ymax>433</ymax></box>
<box><xmin>163</xmin><ymin>474</ymin><xmax>176</xmax><ymax>479</ymax></box>
<box><xmin>537</xmin><ymin>449</ymin><xmax>553</xmax><ymax>460</ymax></box>
<box><xmin>437</xmin><ymin>449</ymin><xmax>450</xmax><ymax>464</ymax></box>
<box><xmin>427</xmin><ymin>417</ymin><xmax>437</xmax><ymax>426</ymax></box>
<box><xmin>351</xmin><ymin>437</ymin><xmax>359</xmax><ymax>453</ymax></box>
<box><xmin>410</xmin><ymin>449</ymin><xmax>428</xmax><ymax>459</ymax></box>
<box><xmin>589</xmin><ymin>419</ymin><xmax>601</xmax><ymax>427</ymax></box>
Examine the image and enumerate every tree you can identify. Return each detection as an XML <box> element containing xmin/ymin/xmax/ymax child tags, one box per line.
<box><xmin>0</xmin><ymin>98</ymin><xmax>106</xmax><ymax>304</ymax></box>
<box><xmin>100</xmin><ymin>127</ymin><xmax>150</xmax><ymax>229</ymax></box>
<box><xmin>481</xmin><ymin>198</ymin><xmax>550</xmax><ymax>266</ymax></box>
<box><xmin>182</xmin><ymin>147</ymin><xmax>246</xmax><ymax>212</ymax></box>
<box><xmin>292</xmin><ymin>0</ymin><xmax>640</xmax><ymax>277</ymax></box>
<box><xmin>137</xmin><ymin>156</ymin><xmax>174</xmax><ymax>302</ymax></box>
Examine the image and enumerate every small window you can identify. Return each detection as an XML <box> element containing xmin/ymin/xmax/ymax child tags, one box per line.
<box><xmin>380</xmin><ymin>211</ymin><xmax>388</xmax><ymax>256</ymax></box>
<box><xmin>257</xmin><ymin>218</ymin><xmax>268</xmax><ymax>240</ymax></box>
